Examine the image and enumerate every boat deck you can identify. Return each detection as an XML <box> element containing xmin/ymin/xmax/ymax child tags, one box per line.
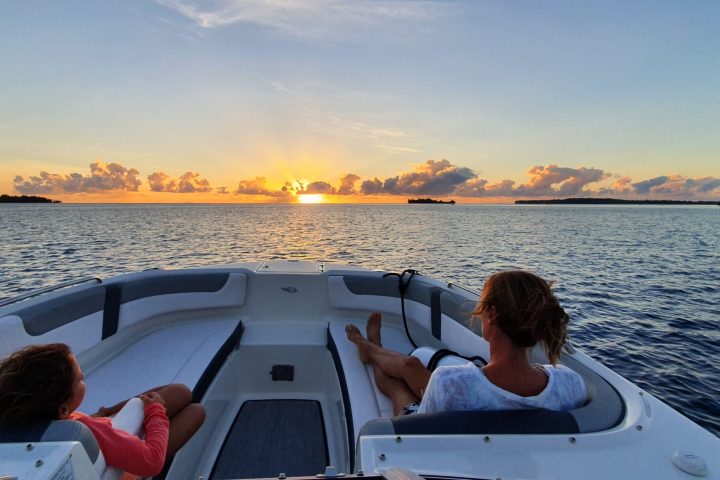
<box><xmin>167</xmin><ymin>323</ymin><xmax>352</xmax><ymax>479</ymax></box>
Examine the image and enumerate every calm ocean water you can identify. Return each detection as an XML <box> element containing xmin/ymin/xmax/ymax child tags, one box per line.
<box><xmin>1</xmin><ymin>203</ymin><xmax>718</xmax><ymax>436</ymax></box>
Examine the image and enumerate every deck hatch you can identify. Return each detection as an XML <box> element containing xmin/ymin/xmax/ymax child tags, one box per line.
<box><xmin>271</xmin><ymin>365</ymin><xmax>295</xmax><ymax>381</ymax></box>
<box><xmin>212</xmin><ymin>399</ymin><xmax>328</xmax><ymax>479</ymax></box>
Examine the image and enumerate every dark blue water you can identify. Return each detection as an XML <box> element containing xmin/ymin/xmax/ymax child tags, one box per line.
<box><xmin>1</xmin><ymin>203</ymin><xmax>718</xmax><ymax>436</ymax></box>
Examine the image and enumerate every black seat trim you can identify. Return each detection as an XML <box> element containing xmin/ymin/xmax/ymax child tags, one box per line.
<box><xmin>191</xmin><ymin>320</ymin><xmax>245</xmax><ymax>403</ymax></box>
<box><xmin>431</xmin><ymin>289</ymin><xmax>442</xmax><ymax>340</ymax></box>
<box><xmin>102</xmin><ymin>284</ymin><xmax>122</xmax><ymax>340</ymax></box>
<box><xmin>326</xmin><ymin>327</ymin><xmax>355</xmax><ymax>473</ymax></box>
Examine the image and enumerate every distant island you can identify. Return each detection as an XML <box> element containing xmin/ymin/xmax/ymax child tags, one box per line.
<box><xmin>408</xmin><ymin>198</ymin><xmax>456</xmax><ymax>204</ymax></box>
<box><xmin>0</xmin><ymin>194</ymin><xmax>61</xmax><ymax>203</ymax></box>
<box><xmin>515</xmin><ymin>197</ymin><xmax>719</xmax><ymax>206</ymax></box>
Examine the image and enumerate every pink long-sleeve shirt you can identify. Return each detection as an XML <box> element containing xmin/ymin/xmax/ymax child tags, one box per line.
<box><xmin>71</xmin><ymin>402</ymin><xmax>169</xmax><ymax>476</ymax></box>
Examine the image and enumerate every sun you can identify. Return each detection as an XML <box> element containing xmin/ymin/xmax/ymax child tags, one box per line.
<box><xmin>298</xmin><ymin>194</ymin><xmax>325</xmax><ymax>204</ymax></box>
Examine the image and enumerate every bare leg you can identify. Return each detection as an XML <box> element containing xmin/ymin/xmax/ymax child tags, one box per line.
<box><xmin>93</xmin><ymin>383</ymin><xmax>194</xmax><ymax>418</ymax></box>
<box><xmin>346</xmin><ymin>321</ymin><xmax>431</xmax><ymax>398</ymax></box>
<box><xmin>166</xmin><ymin>403</ymin><xmax>206</xmax><ymax>459</ymax></box>
<box><xmin>366</xmin><ymin>312</ymin><xmax>382</xmax><ymax>346</ymax></box>
<box><xmin>144</xmin><ymin>384</ymin><xmax>205</xmax><ymax>460</ymax></box>
<box><xmin>371</xmin><ymin>361</ymin><xmax>420</xmax><ymax>416</ymax></box>
<box><xmin>364</xmin><ymin>313</ymin><xmax>421</xmax><ymax>414</ymax></box>
<box><xmin>354</xmin><ymin>312</ymin><xmax>382</xmax><ymax>363</ymax></box>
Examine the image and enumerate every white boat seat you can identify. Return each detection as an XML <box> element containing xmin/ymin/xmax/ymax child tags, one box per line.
<box><xmin>0</xmin><ymin>272</ymin><xmax>247</xmax><ymax>361</ymax></box>
<box><xmin>358</xmin><ymin>354</ymin><xmax>625</xmax><ymax>437</ymax></box>
<box><xmin>80</xmin><ymin>317</ymin><xmax>243</xmax><ymax>414</ymax></box>
<box><xmin>327</xmin><ymin>319</ymin><xmax>415</xmax><ymax>448</ymax></box>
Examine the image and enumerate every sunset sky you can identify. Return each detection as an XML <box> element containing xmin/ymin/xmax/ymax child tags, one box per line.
<box><xmin>1</xmin><ymin>1</ymin><xmax>719</xmax><ymax>203</ymax></box>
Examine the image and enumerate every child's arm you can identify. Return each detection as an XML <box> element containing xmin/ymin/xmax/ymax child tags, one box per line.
<box><xmin>75</xmin><ymin>401</ymin><xmax>170</xmax><ymax>476</ymax></box>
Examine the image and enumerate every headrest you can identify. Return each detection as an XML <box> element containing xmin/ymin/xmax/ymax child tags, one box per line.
<box><xmin>0</xmin><ymin>419</ymin><xmax>100</xmax><ymax>462</ymax></box>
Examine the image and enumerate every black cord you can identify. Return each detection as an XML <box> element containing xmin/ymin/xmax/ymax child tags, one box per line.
<box><xmin>383</xmin><ymin>269</ymin><xmax>419</xmax><ymax>349</ymax></box>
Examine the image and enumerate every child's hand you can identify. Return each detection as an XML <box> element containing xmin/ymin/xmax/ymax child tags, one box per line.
<box><xmin>139</xmin><ymin>392</ymin><xmax>166</xmax><ymax>409</ymax></box>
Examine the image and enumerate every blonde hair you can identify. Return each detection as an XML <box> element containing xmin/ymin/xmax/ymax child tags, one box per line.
<box><xmin>473</xmin><ymin>270</ymin><xmax>569</xmax><ymax>364</ymax></box>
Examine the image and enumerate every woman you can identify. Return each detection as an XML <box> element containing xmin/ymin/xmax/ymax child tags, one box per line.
<box><xmin>0</xmin><ymin>343</ymin><xmax>205</xmax><ymax>476</ymax></box>
<box><xmin>345</xmin><ymin>270</ymin><xmax>586</xmax><ymax>416</ymax></box>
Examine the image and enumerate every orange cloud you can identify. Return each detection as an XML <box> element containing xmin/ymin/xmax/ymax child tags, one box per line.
<box><xmin>338</xmin><ymin>173</ymin><xmax>360</xmax><ymax>195</ymax></box>
<box><xmin>14</xmin><ymin>161</ymin><xmax>141</xmax><ymax>194</ymax></box>
<box><xmin>148</xmin><ymin>171</ymin><xmax>212</xmax><ymax>193</ymax></box>
<box><xmin>11</xmin><ymin>159</ymin><xmax>720</xmax><ymax>202</ymax></box>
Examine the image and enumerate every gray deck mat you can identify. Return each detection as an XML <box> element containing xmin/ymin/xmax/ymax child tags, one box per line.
<box><xmin>212</xmin><ymin>400</ymin><xmax>328</xmax><ymax>479</ymax></box>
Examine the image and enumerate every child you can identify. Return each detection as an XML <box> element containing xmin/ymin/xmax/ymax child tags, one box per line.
<box><xmin>0</xmin><ymin>343</ymin><xmax>204</xmax><ymax>476</ymax></box>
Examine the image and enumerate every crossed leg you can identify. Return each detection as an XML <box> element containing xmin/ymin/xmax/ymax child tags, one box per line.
<box><xmin>346</xmin><ymin>313</ymin><xmax>431</xmax><ymax>415</ymax></box>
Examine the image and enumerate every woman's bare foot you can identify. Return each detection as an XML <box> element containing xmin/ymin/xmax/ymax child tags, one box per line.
<box><xmin>366</xmin><ymin>312</ymin><xmax>382</xmax><ymax>347</ymax></box>
<box><xmin>346</xmin><ymin>324</ymin><xmax>371</xmax><ymax>363</ymax></box>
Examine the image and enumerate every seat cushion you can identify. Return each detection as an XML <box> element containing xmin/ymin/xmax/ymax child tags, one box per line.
<box><xmin>80</xmin><ymin>317</ymin><xmax>242</xmax><ymax>414</ymax></box>
<box><xmin>328</xmin><ymin>319</ymin><xmax>414</xmax><ymax>444</ymax></box>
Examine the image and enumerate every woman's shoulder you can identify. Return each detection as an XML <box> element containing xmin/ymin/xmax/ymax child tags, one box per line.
<box><xmin>542</xmin><ymin>364</ymin><xmax>587</xmax><ymax>408</ymax></box>
<box><xmin>433</xmin><ymin>362</ymin><xmax>482</xmax><ymax>380</ymax></box>
<box><xmin>429</xmin><ymin>363</ymin><xmax>486</xmax><ymax>391</ymax></box>
<box><xmin>544</xmin><ymin>364</ymin><xmax>583</xmax><ymax>382</ymax></box>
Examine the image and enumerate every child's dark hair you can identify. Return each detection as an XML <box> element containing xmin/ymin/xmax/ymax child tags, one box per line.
<box><xmin>0</xmin><ymin>343</ymin><xmax>75</xmax><ymax>425</ymax></box>
<box><xmin>474</xmin><ymin>270</ymin><xmax>569</xmax><ymax>364</ymax></box>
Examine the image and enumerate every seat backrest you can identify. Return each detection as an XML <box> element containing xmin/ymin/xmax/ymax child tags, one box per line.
<box><xmin>561</xmin><ymin>355</ymin><xmax>626</xmax><ymax>433</ymax></box>
<box><xmin>359</xmin><ymin>362</ymin><xmax>625</xmax><ymax>438</ymax></box>
<box><xmin>0</xmin><ymin>419</ymin><xmax>100</xmax><ymax>463</ymax></box>
<box><xmin>360</xmin><ymin>408</ymin><xmax>580</xmax><ymax>437</ymax></box>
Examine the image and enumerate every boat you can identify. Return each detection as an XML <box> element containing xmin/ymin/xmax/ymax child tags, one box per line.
<box><xmin>407</xmin><ymin>198</ymin><xmax>456</xmax><ymax>204</ymax></box>
<box><xmin>0</xmin><ymin>261</ymin><xmax>717</xmax><ymax>479</ymax></box>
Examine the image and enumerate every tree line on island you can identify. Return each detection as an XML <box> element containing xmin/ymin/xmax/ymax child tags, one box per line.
<box><xmin>515</xmin><ymin>197</ymin><xmax>719</xmax><ymax>206</ymax></box>
<box><xmin>0</xmin><ymin>194</ymin><xmax>61</xmax><ymax>203</ymax></box>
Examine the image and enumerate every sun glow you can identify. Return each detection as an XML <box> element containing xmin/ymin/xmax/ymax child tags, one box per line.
<box><xmin>298</xmin><ymin>194</ymin><xmax>325</xmax><ymax>204</ymax></box>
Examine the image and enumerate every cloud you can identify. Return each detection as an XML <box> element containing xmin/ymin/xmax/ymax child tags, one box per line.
<box><xmin>338</xmin><ymin>173</ymin><xmax>360</xmax><ymax>195</ymax></box>
<box><xmin>327</xmin><ymin>116</ymin><xmax>410</xmax><ymax>141</ymax></box>
<box><xmin>631</xmin><ymin>175</ymin><xmax>720</xmax><ymax>197</ymax></box>
<box><xmin>456</xmin><ymin>178</ymin><xmax>518</xmax><ymax>197</ymax></box>
<box><xmin>147</xmin><ymin>171</ymin><xmax>212</xmax><ymax>193</ymax></box>
<box><xmin>156</xmin><ymin>0</ymin><xmax>439</xmax><ymax>40</ymax></box>
<box><xmin>14</xmin><ymin>159</ymin><xmax>719</xmax><ymax>202</ymax></box>
<box><xmin>148</xmin><ymin>172</ymin><xmax>177</xmax><ymax>192</ymax></box>
<box><xmin>686</xmin><ymin>177</ymin><xmax>720</xmax><ymax>193</ymax></box>
<box><xmin>632</xmin><ymin>176</ymin><xmax>669</xmax><ymax>194</ymax></box>
<box><xmin>373</xmin><ymin>144</ymin><xmax>423</xmax><ymax>154</ymax></box>
<box><xmin>14</xmin><ymin>161</ymin><xmax>142</xmax><ymax>194</ymax></box>
<box><xmin>513</xmin><ymin>164</ymin><xmax>609</xmax><ymax>197</ymax></box>
<box><xmin>178</xmin><ymin>172</ymin><xmax>212</xmax><ymax>193</ymax></box>
<box><xmin>233</xmin><ymin>176</ymin><xmax>296</xmax><ymax>200</ymax></box>
<box><xmin>596</xmin><ymin>175</ymin><xmax>633</xmax><ymax>195</ymax></box>
<box><xmin>362</xmin><ymin>159</ymin><xmax>477</xmax><ymax>195</ymax></box>
<box><xmin>235</xmin><ymin>176</ymin><xmax>273</xmax><ymax>195</ymax></box>
<box><xmin>360</xmin><ymin>177</ymin><xmax>384</xmax><ymax>195</ymax></box>
<box><xmin>305</xmin><ymin>181</ymin><xmax>336</xmax><ymax>194</ymax></box>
